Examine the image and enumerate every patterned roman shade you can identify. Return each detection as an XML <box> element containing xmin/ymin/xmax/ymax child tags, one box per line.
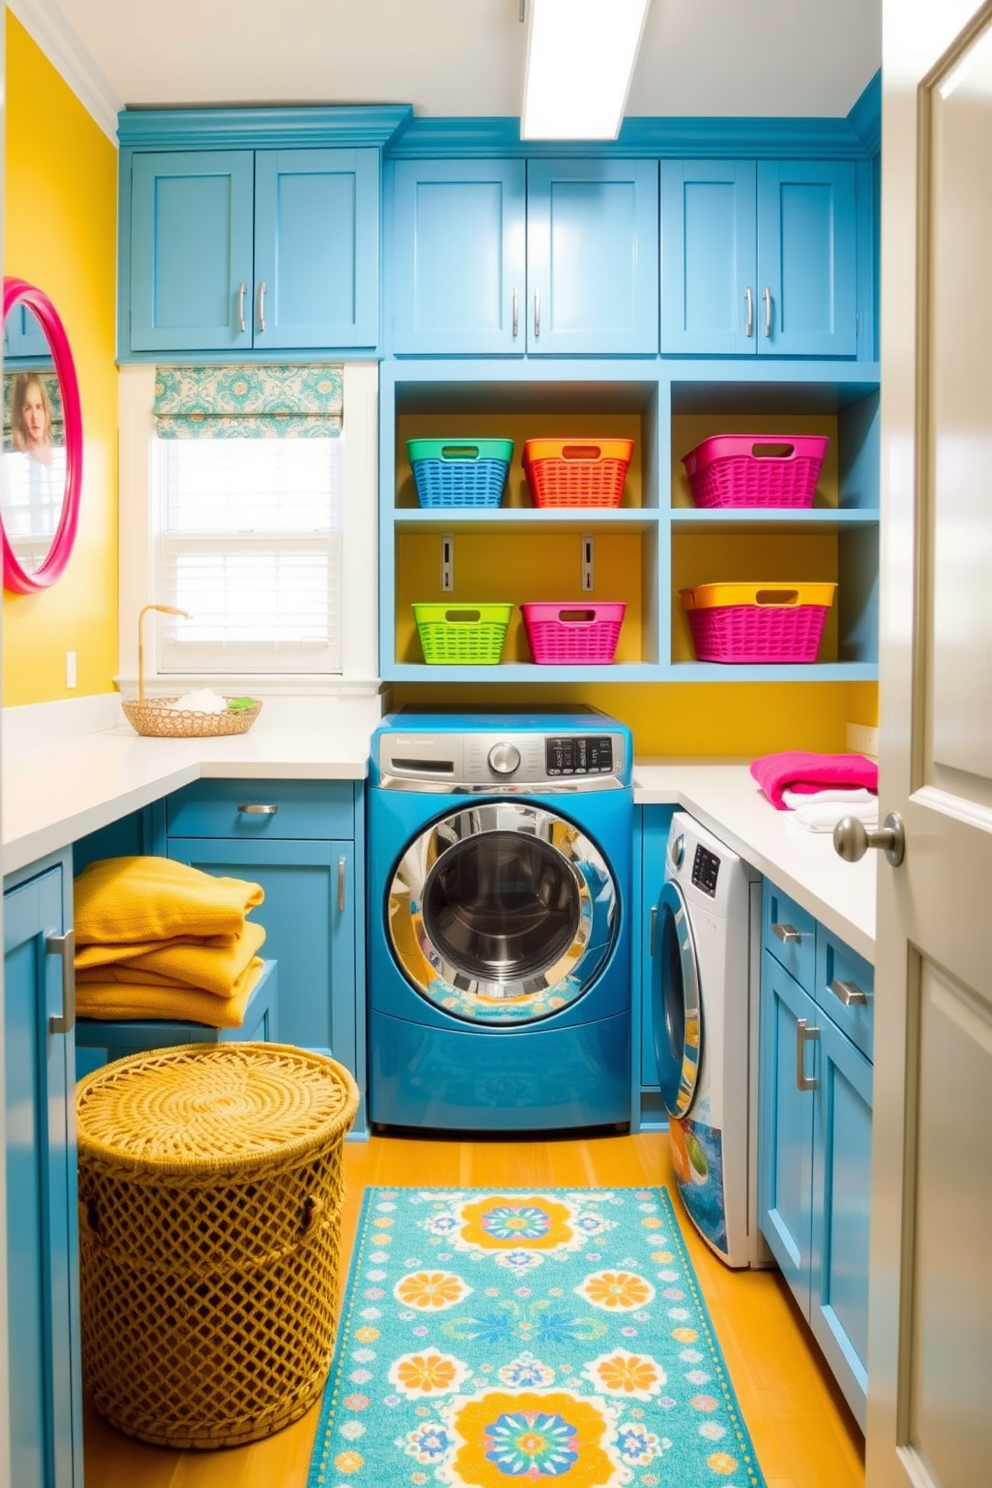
<box><xmin>153</xmin><ymin>365</ymin><xmax>343</xmax><ymax>438</ymax></box>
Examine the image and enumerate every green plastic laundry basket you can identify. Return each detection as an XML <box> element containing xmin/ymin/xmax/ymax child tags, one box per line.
<box><xmin>412</xmin><ymin>603</ymin><xmax>512</xmax><ymax>664</ymax></box>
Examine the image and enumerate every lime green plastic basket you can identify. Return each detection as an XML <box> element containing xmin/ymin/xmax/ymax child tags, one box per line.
<box><xmin>412</xmin><ymin>603</ymin><xmax>513</xmax><ymax>664</ymax></box>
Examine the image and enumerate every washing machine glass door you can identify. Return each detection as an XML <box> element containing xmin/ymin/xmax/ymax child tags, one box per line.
<box><xmin>653</xmin><ymin>880</ymin><xmax>702</xmax><ymax>1118</ymax></box>
<box><xmin>388</xmin><ymin>801</ymin><xmax>618</xmax><ymax>1024</ymax></box>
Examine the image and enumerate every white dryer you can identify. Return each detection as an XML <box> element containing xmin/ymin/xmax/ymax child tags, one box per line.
<box><xmin>652</xmin><ymin>811</ymin><xmax>764</xmax><ymax>1267</ymax></box>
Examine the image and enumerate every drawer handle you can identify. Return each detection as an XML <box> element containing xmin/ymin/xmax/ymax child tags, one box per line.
<box><xmin>744</xmin><ymin>284</ymin><xmax>753</xmax><ymax>338</ymax></box>
<box><xmin>649</xmin><ymin>904</ymin><xmax>657</xmax><ymax>957</ymax></box>
<box><xmin>237</xmin><ymin>280</ymin><xmax>247</xmax><ymax>333</ymax></box>
<box><xmin>764</xmin><ymin>285</ymin><xmax>772</xmax><ymax>337</ymax></box>
<box><xmin>796</xmin><ymin>1017</ymin><xmax>819</xmax><ymax>1091</ymax></box>
<box><xmin>47</xmin><ymin>929</ymin><xmax>75</xmax><ymax>1036</ymax></box>
<box><xmin>256</xmin><ymin>279</ymin><xmax>267</xmax><ymax>333</ymax></box>
<box><xmin>772</xmin><ymin>922</ymin><xmax>803</xmax><ymax>944</ymax></box>
<box><xmin>512</xmin><ymin>286</ymin><xmax>519</xmax><ymax>339</ymax></box>
<box><xmin>534</xmin><ymin>286</ymin><xmax>541</xmax><ymax>338</ymax></box>
<box><xmin>238</xmin><ymin>803</ymin><xmax>278</xmax><ymax>816</ymax></box>
<box><xmin>338</xmin><ymin>857</ymin><xmax>346</xmax><ymax>914</ymax></box>
<box><xmin>829</xmin><ymin>977</ymin><xmax>870</xmax><ymax>1007</ymax></box>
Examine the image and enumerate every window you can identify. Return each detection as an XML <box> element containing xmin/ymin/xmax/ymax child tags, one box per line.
<box><xmin>118</xmin><ymin>361</ymin><xmax>379</xmax><ymax>695</ymax></box>
<box><xmin>155</xmin><ymin>435</ymin><xmax>344</xmax><ymax>673</ymax></box>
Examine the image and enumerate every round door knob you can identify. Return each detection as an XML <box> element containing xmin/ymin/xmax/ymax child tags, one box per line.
<box><xmin>669</xmin><ymin>833</ymin><xmax>685</xmax><ymax>868</ymax></box>
<box><xmin>488</xmin><ymin>742</ymin><xmax>521</xmax><ymax>776</ymax></box>
<box><xmin>833</xmin><ymin>810</ymin><xmax>905</xmax><ymax>868</ymax></box>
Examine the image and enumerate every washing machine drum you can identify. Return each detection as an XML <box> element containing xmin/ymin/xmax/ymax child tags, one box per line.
<box><xmin>653</xmin><ymin>880</ymin><xmax>703</xmax><ymax>1118</ymax></box>
<box><xmin>387</xmin><ymin>801</ymin><xmax>619</xmax><ymax>1024</ymax></box>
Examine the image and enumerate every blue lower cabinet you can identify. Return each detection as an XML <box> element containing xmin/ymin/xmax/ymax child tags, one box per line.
<box><xmin>4</xmin><ymin>853</ymin><xmax>83</xmax><ymax>1488</ymax></box>
<box><xmin>758</xmin><ymin>933</ymin><xmax>873</xmax><ymax>1429</ymax></box>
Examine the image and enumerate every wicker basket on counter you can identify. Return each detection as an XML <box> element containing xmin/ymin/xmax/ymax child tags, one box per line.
<box><xmin>120</xmin><ymin>696</ymin><xmax>263</xmax><ymax>738</ymax></box>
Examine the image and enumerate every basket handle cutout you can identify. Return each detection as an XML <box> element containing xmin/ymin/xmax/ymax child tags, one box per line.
<box><xmin>443</xmin><ymin>609</ymin><xmax>482</xmax><ymax>623</ymax></box>
<box><xmin>560</xmin><ymin>445</ymin><xmax>603</xmax><ymax>460</ymax></box>
<box><xmin>750</xmin><ymin>442</ymin><xmax>796</xmax><ymax>460</ymax></box>
<box><xmin>299</xmin><ymin>1194</ymin><xmax>324</xmax><ymax>1235</ymax></box>
<box><xmin>439</xmin><ymin>444</ymin><xmax>481</xmax><ymax>461</ymax></box>
<box><xmin>82</xmin><ymin>1195</ymin><xmax>105</xmax><ymax>1244</ymax></box>
<box><xmin>557</xmin><ymin>609</ymin><xmax>597</xmax><ymax>624</ymax></box>
<box><xmin>755</xmin><ymin>588</ymin><xmax>801</xmax><ymax>606</ymax></box>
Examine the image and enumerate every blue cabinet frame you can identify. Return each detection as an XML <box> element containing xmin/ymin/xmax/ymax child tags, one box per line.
<box><xmin>758</xmin><ymin>897</ymin><xmax>873</xmax><ymax>1429</ymax></box>
<box><xmin>661</xmin><ymin>159</ymin><xmax>860</xmax><ymax>358</ymax></box>
<box><xmin>126</xmin><ymin>145</ymin><xmax>380</xmax><ymax>354</ymax></box>
<box><xmin>391</xmin><ymin>157</ymin><xmax>659</xmax><ymax>357</ymax></box>
<box><xmin>4</xmin><ymin>852</ymin><xmax>83</xmax><ymax>1488</ymax></box>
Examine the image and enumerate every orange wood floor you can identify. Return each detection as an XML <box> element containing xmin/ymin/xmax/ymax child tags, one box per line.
<box><xmin>83</xmin><ymin>1131</ymin><xmax>865</xmax><ymax>1488</ymax></box>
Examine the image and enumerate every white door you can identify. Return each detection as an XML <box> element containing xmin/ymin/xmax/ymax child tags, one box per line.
<box><xmin>869</xmin><ymin>3</ymin><xmax>992</xmax><ymax>1485</ymax></box>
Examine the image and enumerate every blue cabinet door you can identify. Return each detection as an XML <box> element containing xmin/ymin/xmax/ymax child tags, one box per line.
<box><xmin>166</xmin><ymin>837</ymin><xmax>358</xmax><ymax>1084</ymax></box>
<box><xmin>637</xmin><ymin>806</ymin><xmax>675</xmax><ymax>1104</ymax></box>
<box><xmin>757</xmin><ymin>949</ymin><xmax>815</xmax><ymax>1305</ymax></box>
<box><xmin>810</xmin><ymin>1012</ymin><xmax>872</xmax><ymax>1429</ymax></box>
<box><xmin>757</xmin><ymin>161</ymin><xmax>858</xmax><ymax>357</ymax></box>
<box><xmin>391</xmin><ymin>158</ymin><xmax>527</xmax><ymax>355</ymax></box>
<box><xmin>254</xmin><ymin>148</ymin><xmax>379</xmax><ymax>349</ymax></box>
<box><xmin>4</xmin><ymin>860</ymin><xmax>82</xmax><ymax>1488</ymax></box>
<box><xmin>3</xmin><ymin>302</ymin><xmax>51</xmax><ymax>361</ymax></box>
<box><xmin>660</xmin><ymin>159</ymin><xmax>757</xmax><ymax>355</ymax></box>
<box><xmin>527</xmin><ymin>159</ymin><xmax>659</xmax><ymax>355</ymax></box>
<box><xmin>129</xmin><ymin>150</ymin><xmax>255</xmax><ymax>352</ymax></box>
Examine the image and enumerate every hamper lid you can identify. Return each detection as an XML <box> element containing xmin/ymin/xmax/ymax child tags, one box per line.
<box><xmin>76</xmin><ymin>1042</ymin><xmax>359</xmax><ymax>1174</ymax></box>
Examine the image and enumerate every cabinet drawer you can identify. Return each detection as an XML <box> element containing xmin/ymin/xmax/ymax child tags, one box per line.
<box><xmin>814</xmin><ymin>929</ymin><xmax>874</xmax><ymax>1062</ymax></box>
<box><xmin>166</xmin><ymin>779</ymin><xmax>355</xmax><ymax>840</ymax></box>
<box><xmin>762</xmin><ymin>881</ymin><xmax>816</xmax><ymax>987</ymax></box>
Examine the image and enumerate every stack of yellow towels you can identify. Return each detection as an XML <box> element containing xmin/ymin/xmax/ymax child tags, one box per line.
<box><xmin>73</xmin><ymin>856</ymin><xmax>267</xmax><ymax>1029</ymax></box>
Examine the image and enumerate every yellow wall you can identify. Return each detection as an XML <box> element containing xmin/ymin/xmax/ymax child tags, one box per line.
<box><xmin>3</xmin><ymin>13</ymin><xmax>118</xmax><ymax>705</ymax></box>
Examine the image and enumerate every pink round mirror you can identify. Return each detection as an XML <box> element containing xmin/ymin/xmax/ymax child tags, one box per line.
<box><xmin>1</xmin><ymin>276</ymin><xmax>83</xmax><ymax>593</ymax></box>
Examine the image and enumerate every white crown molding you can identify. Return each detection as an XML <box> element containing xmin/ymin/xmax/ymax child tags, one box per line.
<box><xmin>8</xmin><ymin>0</ymin><xmax>121</xmax><ymax>144</ymax></box>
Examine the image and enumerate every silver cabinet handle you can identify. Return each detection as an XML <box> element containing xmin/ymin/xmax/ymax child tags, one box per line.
<box><xmin>512</xmin><ymin>287</ymin><xmax>519</xmax><ymax>339</ymax></box>
<box><xmin>745</xmin><ymin>285</ymin><xmax>753</xmax><ymax>337</ymax></box>
<box><xmin>649</xmin><ymin>905</ymin><xmax>657</xmax><ymax>957</ymax></box>
<box><xmin>256</xmin><ymin>279</ymin><xmax>267</xmax><ymax>333</ymax></box>
<box><xmin>796</xmin><ymin>1017</ymin><xmax>819</xmax><ymax>1091</ymax></box>
<box><xmin>834</xmin><ymin>812</ymin><xmax>905</xmax><ymax>868</ymax></box>
<box><xmin>763</xmin><ymin>286</ymin><xmax>772</xmax><ymax>337</ymax></box>
<box><xmin>237</xmin><ymin>280</ymin><xmax>247</xmax><ymax>333</ymax></box>
<box><xmin>47</xmin><ymin>929</ymin><xmax>75</xmax><ymax>1036</ymax></box>
<box><xmin>829</xmin><ymin>978</ymin><xmax>870</xmax><ymax>1007</ymax></box>
<box><xmin>772</xmin><ymin>922</ymin><xmax>802</xmax><ymax>944</ymax></box>
<box><xmin>534</xmin><ymin>286</ymin><xmax>541</xmax><ymax>338</ymax></box>
<box><xmin>338</xmin><ymin>857</ymin><xmax>346</xmax><ymax>914</ymax></box>
<box><xmin>237</xmin><ymin>803</ymin><xmax>278</xmax><ymax>816</ymax></box>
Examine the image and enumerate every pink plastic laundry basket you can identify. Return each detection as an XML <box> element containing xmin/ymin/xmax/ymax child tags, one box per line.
<box><xmin>682</xmin><ymin>434</ymin><xmax>829</xmax><ymax>508</ymax></box>
<box><xmin>681</xmin><ymin>582</ymin><xmax>836</xmax><ymax>663</ymax></box>
<box><xmin>521</xmin><ymin>602</ymin><xmax>626</xmax><ymax>665</ymax></box>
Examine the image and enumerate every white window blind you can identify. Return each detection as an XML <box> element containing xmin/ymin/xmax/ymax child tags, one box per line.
<box><xmin>155</xmin><ymin>436</ymin><xmax>344</xmax><ymax>674</ymax></box>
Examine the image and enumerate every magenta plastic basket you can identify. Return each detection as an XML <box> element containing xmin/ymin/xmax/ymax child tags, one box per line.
<box><xmin>521</xmin><ymin>602</ymin><xmax>626</xmax><ymax>665</ymax></box>
<box><xmin>682</xmin><ymin>583</ymin><xmax>836</xmax><ymax>663</ymax></box>
<box><xmin>682</xmin><ymin>434</ymin><xmax>829</xmax><ymax>508</ymax></box>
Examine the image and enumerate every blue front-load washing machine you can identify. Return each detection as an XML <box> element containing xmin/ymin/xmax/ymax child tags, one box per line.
<box><xmin>367</xmin><ymin>709</ymin><xmax>633</xmax><ymax>1131</ymax></box>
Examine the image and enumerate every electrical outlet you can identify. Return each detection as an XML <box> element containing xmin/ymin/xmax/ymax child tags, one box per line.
<box><xmin>66</xmin><ymin>651</ymin><xmax>77</xmax><ymax>689</ymax></box>
<box><xmin>846</xmin><ymin>722</ymin><xmax>878</xmax><ymax>756</ymax></box>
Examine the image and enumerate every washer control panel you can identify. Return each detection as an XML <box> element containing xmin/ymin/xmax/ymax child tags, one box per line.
<box><xmin>691</xmin><ymin>843</ymin><xmax>721</xmax><ymax>897</ymax></box>
<box><xmin>378</xmin><ymin>727</ymin><xmax>627</xmax><ymax>790</ymax></box>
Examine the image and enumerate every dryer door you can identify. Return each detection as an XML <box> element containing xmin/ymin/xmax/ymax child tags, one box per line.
<box><xmin>653</xmin><ymin>880</ymin><xmax>702</xmax><ymax>1118</ymax></box>
<box><xmin>387</xmin><ymin>800</ymin><xmax>619</xmax><ymax>1024</ymax></box>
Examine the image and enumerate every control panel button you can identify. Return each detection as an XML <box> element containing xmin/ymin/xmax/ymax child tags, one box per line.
<box><xmin>488</xmin><ymin>742</ymin><xmax>522</xmax><ymax>776</ymax></box>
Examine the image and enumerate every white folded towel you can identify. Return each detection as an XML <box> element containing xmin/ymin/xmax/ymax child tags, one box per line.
<box><xmin>792</xmin><ymin>799</ymin><xmax>880</xmax><ymax>833</ymax></box>
<box><xmin>781</xmin><ymin>786</ymin><xmax>878</xmax><ymax>810</ymax></box>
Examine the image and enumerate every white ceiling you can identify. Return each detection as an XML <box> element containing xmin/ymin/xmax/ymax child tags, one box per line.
<box><xmin>48</xmin><ymin>0</ymin><xmax>880</xmax><ymax>122</ymax></box>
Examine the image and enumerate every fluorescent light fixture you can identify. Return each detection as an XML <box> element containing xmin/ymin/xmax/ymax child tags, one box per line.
<box><xmin>521</xmin><ymin>0</ymin><xmax>652</xmax><ymax>140</ymax></box>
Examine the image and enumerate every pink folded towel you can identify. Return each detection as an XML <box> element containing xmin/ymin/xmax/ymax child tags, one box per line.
<box><xmin>750</xmin><ymin>750</ymin><xmax>878</xmax><ymax>810</ymax></box>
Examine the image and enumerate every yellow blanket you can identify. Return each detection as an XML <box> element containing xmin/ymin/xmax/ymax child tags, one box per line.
<box><xmin>75</xmin><ymin>920</ymin><xmax>266</xmax><ymax>998</ymax></box>
<box><xmin>74</xmin><ymin>856</ymin><xmax>264</xmax><ymax>946</ymax></box>
<box><xmin>75</xmin><ymin>957</ymin><xmax>264</xmax><ymax>1029</ymax></box>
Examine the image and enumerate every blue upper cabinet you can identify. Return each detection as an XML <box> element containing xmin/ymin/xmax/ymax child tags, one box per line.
<box><xmin>391</xmin><ymin>157</ymin><xmax>658</xmax><ymax>356</ymax></box>
<box><xmin>130</xmin><ymin>151</ymin><xmax>255</xmax><ymax>352</ymax></box>
<box><xmin>127</xmin><ymin>146</ymin><xmax>380</xmax><ymax>354</ymax></box>
<box><xmin>661</xmin><ymin>158</ymin><xmax>859</xmax><ymax>357</ymax></box>
<box><xmin>392</xmin><ymin>159</ymin><xmax>526</xmax><ymax>355</ymax></box>
<box><xmin>253</xmin><ymin>149</ymin><xmax>379</xmax><ymax>350</ymax></box>
<box><xmin>4</xmin><ymin>301</ymin><xmax>52</xmax><ymax>362</ymax></box>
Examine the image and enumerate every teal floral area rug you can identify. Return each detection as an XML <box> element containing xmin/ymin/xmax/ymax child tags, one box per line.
<box><xmin>308</xmin><ymin>1187</ymin><xmax>765</xmax><ymax>1488</ymax></box>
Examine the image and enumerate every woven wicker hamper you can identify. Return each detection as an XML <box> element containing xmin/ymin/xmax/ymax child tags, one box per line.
<box><xmin>75</xmin><ymin>1042</ymin><xmax>359</xmax><ymax>1449</ymax></box>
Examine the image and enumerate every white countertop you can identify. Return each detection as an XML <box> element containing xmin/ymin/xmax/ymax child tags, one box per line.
<box><xmin>2</xmin><ymin>725</ymin><xmax>371</xmax><ymax>876</ymax></box>
<box><xmin>633</xmin><ymin>761</ymin><xmax>876</xmax><ymax>961</ymax></box>
<box><xmin>2</xmin><ymin>715</ymin><xmax>875</xmax><ymax>961</ymax></box>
